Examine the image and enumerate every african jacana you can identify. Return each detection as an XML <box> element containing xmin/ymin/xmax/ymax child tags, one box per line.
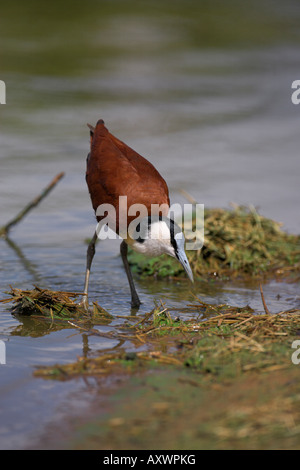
<box><xmin>82</xmin><ymin>119</ymin><xmax>193</xmax><ymax>309</ymax></box>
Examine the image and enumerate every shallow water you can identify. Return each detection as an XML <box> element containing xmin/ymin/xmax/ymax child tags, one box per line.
<box><xmin>0</xmin><ymin>0</ymin><xmax>300</xmax><ymax>449</ymax></box>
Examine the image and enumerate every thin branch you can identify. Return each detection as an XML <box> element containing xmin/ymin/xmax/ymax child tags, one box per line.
<box><xmin>179</xmin><ymin>188</ymin><xmax>198</xmax><ymax>205</ymax></box>
<box><xmin>260</xmin><ymin>283</ymin><xmax>272</xmax><ymax>315</ymax></box>
<box><xmin>0</xmin><ymin>172</ymin><xmax>65</xmax><ymax>237</ymax></box>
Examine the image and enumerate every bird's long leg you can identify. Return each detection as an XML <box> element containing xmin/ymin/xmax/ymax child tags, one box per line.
<box><xmin>81</xmin><ymin>231</ymin><xmax>98</xmax><ymax>310</ymax></box>
<box><xmin>120</xmin><ymin>240</ymin><xmax>141</xmax><ymax>309</ymax></box>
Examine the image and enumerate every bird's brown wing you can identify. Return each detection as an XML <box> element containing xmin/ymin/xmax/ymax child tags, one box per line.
<box><xmin>86</xmin><ymin>120</ymin><xmax>170</xmax><ymax>234</ymax></box>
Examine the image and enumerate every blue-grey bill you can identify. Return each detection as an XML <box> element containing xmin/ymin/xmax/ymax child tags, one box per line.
<box><xmin>176</xmin><ymin>249</ymin><xmax>194</xmax><ymax>283</ymax></box>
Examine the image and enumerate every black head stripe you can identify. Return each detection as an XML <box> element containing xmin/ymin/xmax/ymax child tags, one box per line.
<box><xmin>169</xmin><ymin>219</ymin><xmax>178</xmax><ymax>256</ymax></box>
<box><xmin>135</xmin><ymin>222</ymin><xmax>145</xmax><ymax>243</ymax></box>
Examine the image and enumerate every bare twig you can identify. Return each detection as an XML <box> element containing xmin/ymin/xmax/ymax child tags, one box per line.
<box><xmin>87</xmin><ymin>123</ymin><xmax>95</xmax><ymax>132</ymax></box>
<box><xmin>0</xmin><ymin>172</ymin><xmax>65</xmax><ymax>237</ymax></box>
<box><xmin>179</xmin><ymin>189</ymin><xmax>198</xmax><ymax>205</ymax></box>
<box><xmin>259</xmin><ymin>283</ymin><xmax>272</xmax><ymax>315</ymax></box>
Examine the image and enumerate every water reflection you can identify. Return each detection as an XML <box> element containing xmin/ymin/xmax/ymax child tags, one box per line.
<box><xmin>4</xmin><ymin>237</ymin><xmax>42</xmax><ymax>284</ymax></box>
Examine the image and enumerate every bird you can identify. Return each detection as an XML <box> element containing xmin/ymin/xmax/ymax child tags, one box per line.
<box><xmin>82</xmin><ymin>119</ymin><xmax>193</xmax><ymax>310</ymax></box>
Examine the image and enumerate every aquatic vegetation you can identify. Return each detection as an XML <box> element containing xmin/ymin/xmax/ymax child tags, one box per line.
<box><xmin>4</xmin><ymin>285</ymin><xmax>300</xmax><ymax>449</ymax></box>
<box><xmin>32</xmin><ymin>297</ymin><xmax>300</xmax><ymax>380</ymax></box>
<box><xmin>3</xmin><ymin>286</ymin><xmax>299</xmax><ymax>380</ymax></box>
<box><xmin>1</xmin><ymin>286</ymin><xmax>111</xmax><ymax>324</ymax></box>
<box><xmin>128</xmin><ymin>205</ymin><xmax>300</xmax><ymax>280</ymax></box>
